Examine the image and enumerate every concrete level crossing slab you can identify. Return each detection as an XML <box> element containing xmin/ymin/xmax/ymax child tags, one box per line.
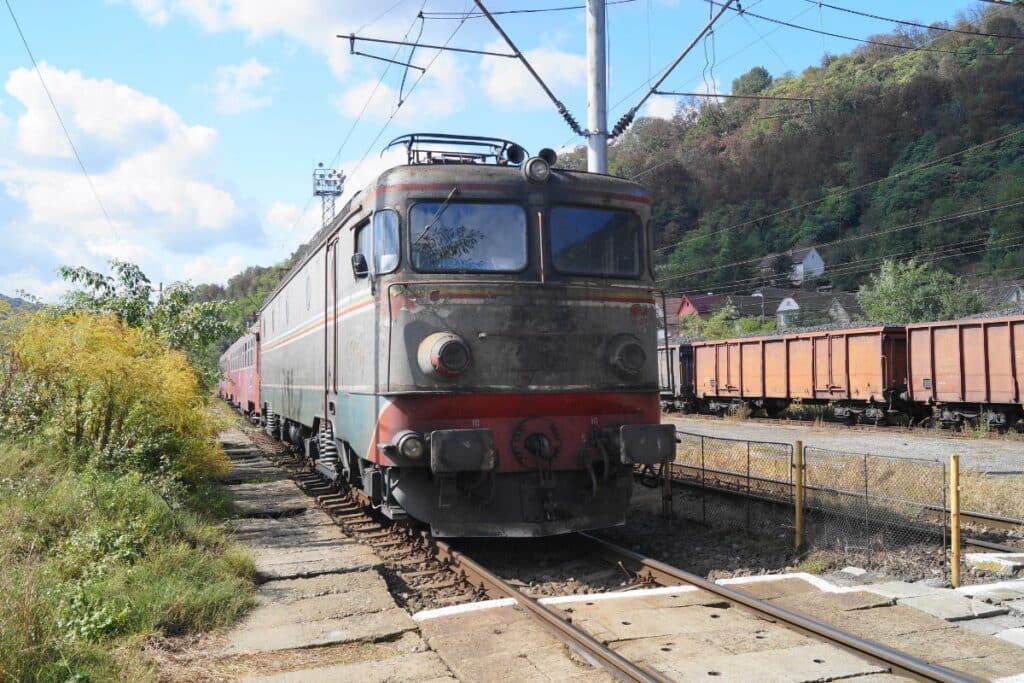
<box><xmin>240</xmin><ymin>651</ymin><xmax>457</xmax><ymax>683</ymax></box>
<box><xmin>640</xmin><ymin>643</ymin><xmax>886</xmax><ymax>682</ymax></box>
<box><xmin>899</xmin><ymin>593</ymin><xmax>1008</xmax><ymax>622</ymax></box>
<box><xmin>418</xmin><ymin>603</ymin><xmax>614</xmax><ymax>682</ymax></box>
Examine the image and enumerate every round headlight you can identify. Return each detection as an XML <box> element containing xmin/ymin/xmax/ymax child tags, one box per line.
<box><xmin>522</xmin><ymin>156</ymin><xmax>551</xmax><ymax>183</ymax></box>
<box><xmin>395</xmin><ymin>430</ymin><xmax>426</xmax><ymax>459</ymax></box>
<box><xmin>608</xmin><ymin>335</ymin><xmax>647</xmax><ymax>376</ymax></box>
<box><xmin>418</xmin><ymin>332</ymin><xmax>472</xmax><ymax>378</ymax></box>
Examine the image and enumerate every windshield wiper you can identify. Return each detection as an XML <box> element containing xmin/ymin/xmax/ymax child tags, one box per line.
<box><xmin>413</xmin><ymin>187</ymin><xmax>459</xmax><ymax>245</ymax></box>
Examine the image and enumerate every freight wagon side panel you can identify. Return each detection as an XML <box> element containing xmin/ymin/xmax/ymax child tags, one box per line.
<box><xmin>788</xmin><ymin>339</ymin><xmax>813</xmax><ymax>399</ymax></box>
<box><xmin>986</xmin><ymin>323</ymin><xmax>1015</xmax><ymax>405</ymax></box>
<box><xmin>961</xmin><ymin>325</ymin><xmax>987</xmax><ymax>403</ymax></box>
<box><xmin>713</xmin><ymin>342</ymin><xmax>741</xmax><ymax>396</ymax></box>
<box><xmin>813</xmin><ymin>335</ymin><xmax>848</xmax><ymax>400</ymax></box>
<box><xmin>932</xmin><ymin>327</ymin><xmax>962</xmax><ymax>402</ymax></box>
<box><xmin>908</xmin><ymin>327</ymin><xmax>933</xmax><ymax>402</ymax></box>
<box><xmin>740</xmin><ymin>341</ymin><xmax>763</xmax><ymax>397</ymax></box>
<box><xmin>847</xmin><ymin>334</ymin><xmax>881</xmax><ymax>400</ymax></box>
<box><xmin>886</xmin><ymin>333</ymin><xmax>907</xmax><ymax>393</ymax></box>
<box><xmin>1015</xmin><ymin>320</ymin><xmax>1024</xmax><ymax>404</ymax></box>
<box><xmin>764</xmin><ymin>339</ymin><xmax>787</xmax><ymax>397</ymax></box>
<box><xmin>695</xmin><ymin>345</ymin><xmax>717</xmax><ymax>397</ymax></box>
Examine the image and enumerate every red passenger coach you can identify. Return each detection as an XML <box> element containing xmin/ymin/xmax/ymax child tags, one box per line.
<box><xmin>218</xmin><ymin>325</ymin><xmax>260</xmax><ymax>419</ymax></box>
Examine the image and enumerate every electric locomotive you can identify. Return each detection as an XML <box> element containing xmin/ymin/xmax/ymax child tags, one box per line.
<box><xmin>258</xmin><ymin>134</ymin><xmax>674</xmax><ymax>537</ymax></box>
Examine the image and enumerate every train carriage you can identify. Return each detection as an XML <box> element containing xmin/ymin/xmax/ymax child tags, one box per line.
<box><xmin>906</xmin><ymin>314</ymin><xmax>1024</xmax><ymax>429</ymax></box>
<box><xmin>257</xmin><ymin>135</ymin><xmax>675</xmax><ymax>537</ymax></box>
<box><xmin>218</xmin><ymin>326</ymin><xmax>260</xmax><ymax>418</ymax></box>
<box><xmin>665</xmin><ymin>325</ymin><xmax>909</xmax><ymax>422</ymax></box>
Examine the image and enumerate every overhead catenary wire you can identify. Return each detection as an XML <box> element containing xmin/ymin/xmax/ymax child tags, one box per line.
<box><xmin>664</xmin><ymin>232</ymin><xmax>1024</xmax><ymax>298</ymax></box>
<box><xmin>558</xmin><ymin>0</ymin><xmax>780</xmax><ymax>149</ymax></box>
<box><xmin>471</xmin><ymin>0</ymin><xmax>584</xmax><ymax>135</ymax></box>
<box><xmin>654</xmin><ymin>124</ymin><xmax>1024</xmax><ymax>253</ymax></box>
<box><xmin>422</xmin><ymin>0</ymin><xmax>636</xmax><ymax>19</ymax></box>
<box><xmin>662</xmin><ymin>228</ymin><xmax>1024</xmax><ymax>298</ymax></box>
<box><xmin>705</xmin><ymin>0</ymin><xmax>1019</xmax><ymax>58</ymax></box>
<box><xmin>609</xmin><ymin>0</ymin><xmax>736</xmax><ymax>138</ymax></box>
<box><xmin>290</xmin><ymin>4</ymin><xmax>427</xmax><ymax>244</ymax></box>
<box><xmin>345</xmin><ymin>3</ymin><xmax>476</xmax><ymax>189</ymax></box>
<box><xmin>805</xmin><ymin>0</ymin><xmax>1024</xmax><ymax>41</ymax></box>
<box><xmin>4</xmin><ymin>0</ymin><xmax>120</xmax><ymax>239</ymax></box>
<box><xmin>657</xmin><ymin>196</ymin><xmax>1024</xmax><ymax>284</ymax></box>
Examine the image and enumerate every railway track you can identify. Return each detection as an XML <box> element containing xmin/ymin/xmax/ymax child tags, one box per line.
<box><xmin>240</xmin><ymin>419</ymin><xmax>984</xmax><ymax>683</ymax></box>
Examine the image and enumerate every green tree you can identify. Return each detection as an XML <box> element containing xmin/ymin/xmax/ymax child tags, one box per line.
<box><xmin>58</xmin><ymin>260</ymin><xmax>235</xmax><ymax>385</ymax></box>
<box><xmin>681</xmin><ymin>305</ymin><xmax>776</xmax><ymax>340</ymax></box>
<box><xmin>732</xmin><ymin>66</ymin><xmax>772</xmax><ymax>96</ymax></box>
<box><xmin>856</xmin><ymin>259</ymin><xmax>984</xmax><ymax>323</ymax></box>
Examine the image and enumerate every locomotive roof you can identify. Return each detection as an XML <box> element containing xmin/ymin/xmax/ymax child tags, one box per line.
<box><xmin>259</xmin><ymin>163</ymin><xmax>650</xmax><ymax>314</ymax></box>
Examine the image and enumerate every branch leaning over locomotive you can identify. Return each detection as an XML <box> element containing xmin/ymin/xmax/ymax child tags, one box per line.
<box><xmin>225</xmin><ymin>135</ymin><xmax>675</xmax><ymax>537</ymax></box>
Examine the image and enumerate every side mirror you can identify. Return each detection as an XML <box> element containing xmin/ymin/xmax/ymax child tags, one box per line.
<box><xmin>351</xmin><ymin>253</ymin><xmax>369</xmax><ymax>278</ymax></box>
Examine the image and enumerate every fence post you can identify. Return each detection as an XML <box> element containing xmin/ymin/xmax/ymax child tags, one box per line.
<box><xmin>950</xmin><ymin>454</ymin><xmax>961</xmax><ymax>588</ymax></box>
<box><xmin>661</xmin><ymin>461</ymin><xmax>673</xmax><ymax>519</ymax></box>
<box><xmin>794</xmin><ymin>440</ymin><xmax>805</xmax><ymax>551</ymax></box>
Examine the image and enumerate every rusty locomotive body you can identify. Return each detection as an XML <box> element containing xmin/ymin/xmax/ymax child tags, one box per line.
<box><xmin>660</xmin><ymin>314</ymin><xmax>1024</xmax><ymax>429</ymax></box>
<box><xmin>244</xmin><ymin>135</ymin><xmax>674</xmax><ymax>537</ymax></box>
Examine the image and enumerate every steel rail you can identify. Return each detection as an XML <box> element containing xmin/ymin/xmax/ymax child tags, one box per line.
<box><xmin>434</xmin><ymin>540</ymin><xmax>671</xmax><ymax>683</ymax></box>
<box><xmin>579</xmin><ymin>533</ymin><xmax>984</xmax><ymax>683</ymax></box>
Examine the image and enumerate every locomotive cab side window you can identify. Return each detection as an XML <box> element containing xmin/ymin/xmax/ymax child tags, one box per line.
<box><xmin>373</xmin><ymin>209</ymin><xmax>400</xmax><ymax>274</ymax></box>
<box><xmin>409</xmin><ymin>202</ymin><xmax>527</xmax><ymax>273</ymax></box>
<box><xmin>353</xmin><ymin>219</ymin><xmax>371</xmax><ymax>278</ymax></box>
<box><xmin>550</xmin><ymin>206</ymin><xmax>642</xmax><ymax>278</ymax></box>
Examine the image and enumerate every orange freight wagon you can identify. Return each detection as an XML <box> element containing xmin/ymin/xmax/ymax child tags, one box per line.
<box><xmin>689</xmin><ymin>325</ymin><xmax>907</xmax><ymax>422</ymax></box>
<box><xmin>906</xmin><ymin>314</ymin><xmax>1024</xmax><ymax>428</ymax></box>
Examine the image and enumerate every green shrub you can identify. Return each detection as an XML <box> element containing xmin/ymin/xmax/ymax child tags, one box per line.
<box><xmin>0</xmin><ymin>439</ymin><xmax>254</xmax><ymax>681</ymax></box>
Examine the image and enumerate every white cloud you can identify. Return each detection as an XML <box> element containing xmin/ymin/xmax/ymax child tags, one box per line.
<box><xmin>333</xmin><ymin>52</ymin><xmax>468</xmax><ymax>124</ymax></box>
<box><xmin>0</xmin><ymin>63</ymin><xmax>264</xmax><ymax>300</ymax></box>
<box><xmin>213</xmin><ymin>59</ymin><xmax>272</xmax><ymax>114</ymax></box>
<box><xmin>0</xmin><ymin>269</ymin><xmax>68</xmax><ymax>303</ymax></box>
<box><xmin>183</xmin><ymin>252</ymin><xmax>246</xmax><ymax>285</ymax></box>
<box><xmin>645</xmin><ymin>96</ymin><xmax>679</xmax><ymax>121</ymax></box>
<box><xmin>2</xmin><ymin>63</ymin><xmax>239</xmax><ymax>242</ymax></box>
<box><xmin>480</xmin><ymin>44</ymin><xmax>586</xmax><ymax>110</ymax></box>
<box><xmin>123</xmin><ymin>1</ymin><xmax>419</xmax><ymax>77</ymax></box>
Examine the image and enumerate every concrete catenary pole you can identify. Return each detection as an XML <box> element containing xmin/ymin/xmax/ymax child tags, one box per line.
<box><xmin>586</xmin><ymin>0</ymin><xmax>608</xmax><ymax>174</ymax></box>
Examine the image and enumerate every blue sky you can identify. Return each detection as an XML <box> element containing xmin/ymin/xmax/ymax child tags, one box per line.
<box><xmin>0</xmin><ymin>0</ymin><xmax>984</xmax><ymax>299</ymax></box>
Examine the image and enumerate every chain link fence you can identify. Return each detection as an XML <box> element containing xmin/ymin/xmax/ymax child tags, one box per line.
<box><xmin>664</xmin><ymin>430</ymin><xmax>1024</xmax><ymax>581</ymax></box>
<box><xmin>669</xmin><ymin>432</ymin><xmax>793</xmax><ymax>537</ymax></box>
<box><xmin>802</xmin><ymin>447</ymin><xmax>949</xmax><ymax>575</ymax></box>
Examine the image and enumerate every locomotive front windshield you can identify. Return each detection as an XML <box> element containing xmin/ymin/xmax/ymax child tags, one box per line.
<box><xmin>410</xmin><ymin>202</ymin><xmax>527</xmax><ymax>272</ymax></box>
<box><xmin>550</xmin><ymin>207</ymin><xmax>641</xmax><ymax>278</ymax></box>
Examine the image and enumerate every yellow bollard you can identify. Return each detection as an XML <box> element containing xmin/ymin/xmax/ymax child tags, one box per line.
<box><xmin>950</xmin><ymin>454</ymin><xmax>961</xmax><ymax>588</ymax></box>
<box><xmin>794</xmin><ymin>440</ymin><xmax>805</xmax><ymax>552</ymax></box>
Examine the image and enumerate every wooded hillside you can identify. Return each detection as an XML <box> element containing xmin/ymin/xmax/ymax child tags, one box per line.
<box><xmin>198</xmin><ymin>4</ymin><xmax>1024</xmax><ymax>329</ymax></box>
<box><xmin>562</xmin><ymin>4</ymin><xmax>1024</xmax><ymax>295</ymax></box>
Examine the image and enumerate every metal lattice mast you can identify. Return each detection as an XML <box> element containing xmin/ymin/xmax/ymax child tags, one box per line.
<box><xmin>313</xmin><ymin>162</ymin><xmax>345</xmax><ymax>228</ymax></box>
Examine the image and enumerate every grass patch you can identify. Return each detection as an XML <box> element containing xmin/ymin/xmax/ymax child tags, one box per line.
<box><xmin>796</xmin><ymin>552</ymin><xmax>832</xmax><ymax>574</ymax></box>
<box><xmin>0</xmin><ymin>437</ymin><xmax>254</xmax><ymax>681</ymax></box>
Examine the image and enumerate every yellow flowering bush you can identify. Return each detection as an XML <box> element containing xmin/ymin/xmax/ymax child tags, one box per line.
<box><xmin>7</xmin><ymin>312</ymin><xmax>228</xmax><ymax>483</ymax></box>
